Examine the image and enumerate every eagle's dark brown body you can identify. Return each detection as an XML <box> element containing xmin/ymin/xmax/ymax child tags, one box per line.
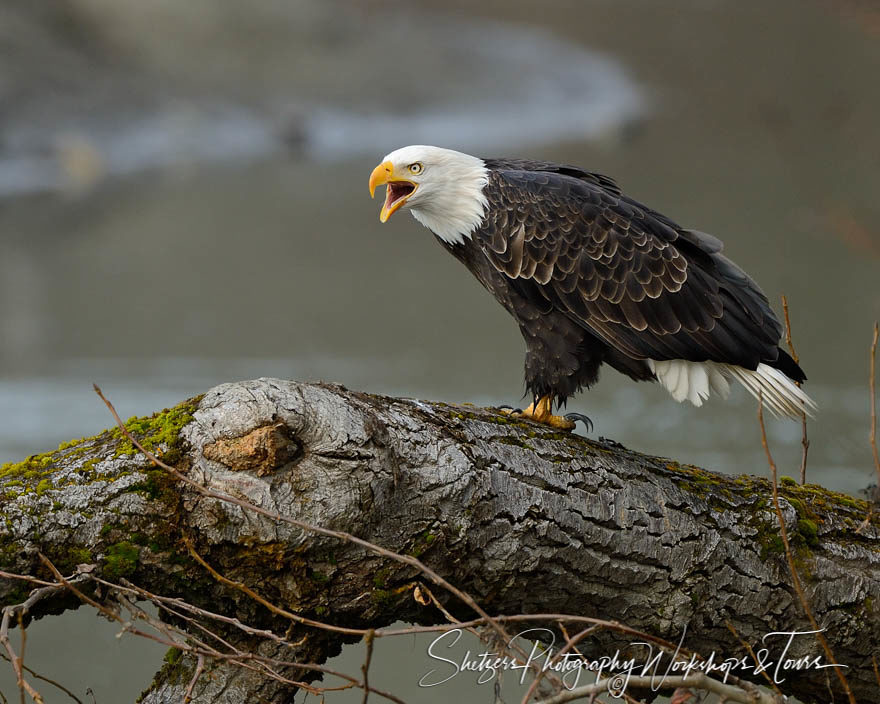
<box><xmin>442</xmin><ymin>237</ymin><xmax>630</xmax><ymax>403</ymax></box>
<box><xmin>440</xmin><ymin>159</ymin><xmax>805</xmax><ymax>408</ymax></box>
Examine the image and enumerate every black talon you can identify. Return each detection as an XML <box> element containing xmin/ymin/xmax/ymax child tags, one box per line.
<box><xmin>498</xmin><ymin>405</ymin><xmax>523</xmax><ymax>414</ymax></box>
<box><xmin>564</xmin><ymin>412</ymin><xmax>593</xmax><ymax>432</ymax></box>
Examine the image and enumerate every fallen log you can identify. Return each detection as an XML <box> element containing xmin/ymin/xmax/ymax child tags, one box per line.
<box><xmin>1</xmin><ymin>379</ymin><xmax>878</xmax><ymax>703</ymax></box>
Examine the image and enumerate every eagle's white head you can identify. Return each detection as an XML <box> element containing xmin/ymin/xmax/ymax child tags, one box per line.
<box><xmin>369</xmin><ymin>145</ymin><xmax>489</xmax><ymax>245</ymax></box>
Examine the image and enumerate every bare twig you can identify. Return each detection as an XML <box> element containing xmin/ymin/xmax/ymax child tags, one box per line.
<box><xmin>413</xmin><ymin>582</ymin><xmax>561</xmax><ymax>692</ymax></box>
<box><xmin>870</xmin><ymin>322</ymin><xmax>879</xmax><ymax>486</ymax></box>
<box><xmin>781</xmin><ymin>295</ymin><xmax>810</xmax><ymax>484</ymax></box>
<box><xmin>183</xmin><ymin>654</ymin><xmax>205</xmax><ymax>704</ymax></box>
<box><xmin>533</xmin><ymin>672</ymin><xmax>778</xmax><ymax>704</ymax></box>
<box><xmin>0</xmin><ymin>653</ymin><xmax>84</xmax><ymax>704</ymax></box>
<box><xmin>27</xmin><ymin>558</ymin><xmax>407</xmax><ymax>703</ymax></box>
<box><xmin>17</xmin><ymin>611</ymin><xmax>26</xmax><ymax>704</ymax></box>
<box><xmin>414</xmin><ymin>582</ymin><xmax>502</xmax><ymax>662</ymax></box>
<box><xmin>0</xmin><ymin>574</ymin><xmax>56</xmax><ymax>589</ymax></box>
<box><xmin>36</xmin><ymin>554</ymin><xmax>185</xmax><ymax>654</ymax></box>
<box><xmin>520</xmin><ymin>625</ymin><xmax>597</xmax><ymax>704</ymax></box>
<box><xmin>182</xmin><ymin>537</ymin><xmax>362</xmax><ymax>637</ymax></box>
<box><xmin>856</xmin><ymin>322</ymin><xmax>879</xmax><ymax>533</ymax></box>
<box><xmin>0</xmin><ymin>565</ymin><xmax>740</xmax><ymax>668</ymax></box>
<box><xmin>758</xmin><ymin>400</ymin><xmax>856</xmax><ymax>703</ymax></box>
<box><xmin>0</xmin><ymin>572</ymin><xmax>85</xmax><ymax>704</ymax></box>
<box><xmin>0</xmin><ymin>571</ymin><xmax>688</xmax><ymax>651</ymax></box>
<box><xmin>361</xmin><ymin>630</ymin><xmax>375</xmax><ymax>704</ymax></box>
<box><xmin>723</xmin><ymin>620</ymin><xmax>782</xmax><ymax>696</ymax></box>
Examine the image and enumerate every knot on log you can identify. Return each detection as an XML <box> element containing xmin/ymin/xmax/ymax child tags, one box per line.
<box><xmin>202</xmin><ymin>422</ymin><xmax>300</xmax><ymax>476</ymax></box>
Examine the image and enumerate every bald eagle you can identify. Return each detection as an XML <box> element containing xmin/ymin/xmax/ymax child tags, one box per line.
<box><xmin>369</xmin><ymin>145</ymin><xmax>816</xmax><ymax>430</ymax></box>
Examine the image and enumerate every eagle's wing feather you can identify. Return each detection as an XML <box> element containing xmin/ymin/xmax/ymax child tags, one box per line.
<box><xmin>475</xmin><ymin>167</ymin><xmax>783</xmax><ymax>369</ymax></box>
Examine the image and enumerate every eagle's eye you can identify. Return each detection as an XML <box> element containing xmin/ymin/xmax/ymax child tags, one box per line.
<box><xmin>407</xmin><ymin>162</ymin><xmax>424</xmax><ymax>175</ymax></box>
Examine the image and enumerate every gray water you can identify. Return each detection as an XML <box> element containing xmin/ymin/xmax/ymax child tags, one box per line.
<box><xmin>1</xmin><ymin>0</ymin><xmax>879</xmax><ymax>701</ymax></box>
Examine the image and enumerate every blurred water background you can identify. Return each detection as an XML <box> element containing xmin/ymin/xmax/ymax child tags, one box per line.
<box><xmin>1</xmin><ymin>0</ymin><xmax>879</xmax><ymax>701</ymax></box>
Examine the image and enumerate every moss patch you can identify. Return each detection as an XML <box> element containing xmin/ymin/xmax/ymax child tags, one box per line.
<box><xmin>0</xmin><ymin>452</ymin><xmax>57</xmax><ymax>482</ymax></box>
<box><xmin>111</xmin><ymin>396</ymin><xmax>203</xmax><ymax>463</ymax></box>
<box><xmin>103</xmin><ymin>541</ymin><xmax>140</xmax><ymax>579</ymax></box>
<box><xmin>137</xmin><ymin>647</ymin><xmax>191</xmax><ymax>701</ymax></box>
<box><xmin>409</xmin><ymin>530</ymin><xmax>438</xmax><ymax>558</ymax></box>
<box><xmin>128</xmin><ymin>468</ymin><xmax>181</xmax><ymax>505</ymax></box>
<box><xmin>0</xmin><ymin>395</ymin><xmax>202</xmax><ymax>496</ymax></box>
<box><xmin>779</xmin><ymin>481</ymin><xmax>871</xmax><ymax>523</ymax></box>
<box><xmin>797</xmin><ymin>518</ymin><xmax>820</xmax><ymax>548</ymax></box>
<box><xmin>35</xmin><ymin>479</ymin><xmax>52</xmax><ymax>495</ymax></box>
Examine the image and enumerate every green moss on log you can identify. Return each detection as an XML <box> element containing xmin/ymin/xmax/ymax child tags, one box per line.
<box><xmin>111</xmin><ymin>396</ymin><xmax>204</xmax><ymax>463</ymax></box>
<box><xmin>103</xmin><ymin>541</ymin><xmax>140</xmax><ymax>579</ymax></box>
<box><xmin>0</xmin><ymin>395</ymin><xmax>203</xmax><ymax>495</ymax></box>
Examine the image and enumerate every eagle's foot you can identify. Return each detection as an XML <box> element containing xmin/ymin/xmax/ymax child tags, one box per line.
<box><xmin>500</xmin><ymin>396</ymin><xmax>576</xmax><ymax>431</ymax></box>
<box><xmin>564</xmin><ymin>412</ymin><xmax>593</xmax><ymax>433</ymax></box>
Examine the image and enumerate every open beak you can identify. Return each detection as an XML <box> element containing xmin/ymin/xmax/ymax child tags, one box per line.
<box><xmin>369</xmin><ymin>161</ymin><xmax>417</xmax><ymax>222</ymax></box>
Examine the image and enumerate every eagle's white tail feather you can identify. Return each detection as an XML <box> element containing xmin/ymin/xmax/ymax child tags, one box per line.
<box><xmin>648</xmin><ymin>359</ymin><xmax>816</xmax><ymax>419</ymax></box>
<box><xmin>707</xmin><ymin>364</ymin><xmax>731</xmax><ymax>398</ymax></box>
<box><xmin>647</xmin><ymin>359</ymin><xmax>729</xmax><ymax>407</ymax></box>
<box><xmin>725</xmin><ymin>363</ymin><xmax>817</xmax><ymax>419</ymax></box>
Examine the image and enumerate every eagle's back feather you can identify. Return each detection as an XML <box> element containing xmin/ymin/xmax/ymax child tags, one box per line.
<box><xmin>464</xmin><ymin>162</ymin><xmax>813</xmax><ymax>416</ymax></box>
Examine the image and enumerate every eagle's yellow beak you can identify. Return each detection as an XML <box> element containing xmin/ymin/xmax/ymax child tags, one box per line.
<box><xmin>369</xmin><ymin>161</ymin><xmax>417</xmax><ymax>222</ymax></box>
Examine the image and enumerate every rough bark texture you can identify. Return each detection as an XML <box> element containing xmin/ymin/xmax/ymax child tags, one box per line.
<box><xmin>1</xmin><ymin>379</ymin><xmax>878</xmax><ymax>703</ymax></box>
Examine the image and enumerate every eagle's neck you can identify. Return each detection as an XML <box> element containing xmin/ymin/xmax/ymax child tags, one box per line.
<box><xmin>411</xmin><ymin>157</ymin><xmax>490</xmax><ymax>245</ymax></box>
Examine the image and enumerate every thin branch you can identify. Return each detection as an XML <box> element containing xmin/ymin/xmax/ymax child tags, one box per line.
<box><xmin>757</xmin><ymin>400</ymin><xmax>856</xmax><ymax>703</ymax></box>
<box><xmin>856</xmin><ymin>321</ymin><xmax>879</xmax><ymax>534</ymax></box>
<box><xmin>781</xmin><ymin>295</ymin><xmax>810</xmax><ymax>484</ymax></box>
<box><xmin>533</xmin><ymin>672</ymin><xmax>778</xmax><ymax>704</ymax></box>
<box><xmin>723</xmin><ymin>620</ymin><xmax>782</xmax><ymax>697</ymax></box>
<box><xmin>182</xmin><ymin>654</ymin><xmax>205</xmax><ymax>704</ymax></box>
<box><xmin>18</xmin><ymin>609</ymin><xmax>27</xmax><ymax>700</ymax></box>
<box><xmin>26</xmin><ymin>560</ymin><xmax>406</xmax><ymax>703</ymax></box>
<box><xmin>36</xmin><ymin>554</ymin><xmax>185</xmax><ymax>654</ymax></box>
<box><xmin>16</xmin><ymin>612</ymin><xmax>25</xmax><ymax>704</ymax></box>
<box><xmin>412</xmin><ymin>584</ymin><xmax>560</xmax><ymax>691</ymax></box>
<box><xmin>415</xmin><ymin>583</ymin><xmax>499</xmax><ymax>657</ymax></box>
<box><xmin>360</xmin><ymin>630</ymin><xmax>375</xmax><ymax>704</ymax></box>
<box><xmin>520</xmin><ymin>625</ymin><xmax>597</xmax><ymax>704</ymax></box>
<box><xmin>0</xmin><ymin>574</ymin><xmax>57</xmax><ymax>589</ymax></box>
<box><xmin>870</xmin><ymin>322</ymin><xmax>879</xmax><ymax>486</ymax></box>
<box><xmin>0</xmin><ymin>572</ymin><xmax>83</xmax><ymax>704</ymax></box>
<box><xmin>0</xmin><ymin>565</ymin><xmax>740</xmax><ymax>669</ymax></box>
<box><xmin>0</xmin><ymin>653</ymin><xmax>84</xmax><ymax>704</ymax></box>
<box><xmin>182</xmin><ymin>537</ymin><xmax>363</xmax><ymax>637</ymax></box>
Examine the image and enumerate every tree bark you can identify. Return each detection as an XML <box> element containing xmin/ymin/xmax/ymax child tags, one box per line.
<box><xmin>1</xmin><ymin>378</ymin><xmax>878</xmax><ymax>703</ymax></box>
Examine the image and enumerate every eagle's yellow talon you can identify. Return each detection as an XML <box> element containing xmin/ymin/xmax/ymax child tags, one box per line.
<box><xmin>500</xmin><ymin>396</ymin><xmax>576</xmax><ymax>431</ymax></box>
